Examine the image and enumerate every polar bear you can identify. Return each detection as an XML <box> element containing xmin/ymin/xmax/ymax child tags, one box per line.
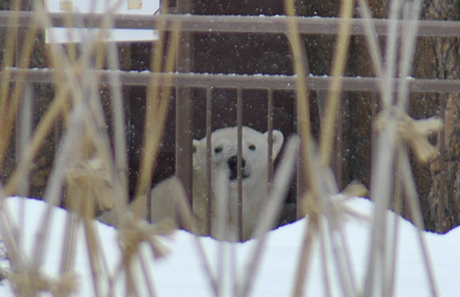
<box><xmin>97</xmin><ymin>126</ymin><xmax>284</xmax><ymax>242</ymax></box>
<box><xmin>150</xmin><ymin>126</ymin><xmax>284</xmax><ymax>241</ymax></box>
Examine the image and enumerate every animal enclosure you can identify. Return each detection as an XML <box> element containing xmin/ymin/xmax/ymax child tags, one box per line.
<box><xmin>0</xmin><ymin>0</ymin><xmax>459</xmax><ymax>296</ymax></box>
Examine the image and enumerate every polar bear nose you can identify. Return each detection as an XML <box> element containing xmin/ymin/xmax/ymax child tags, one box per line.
<box><xmin>228</xmin><ymin>155</ymin><xmax>246</xmax><ymax>170</ymax></box>
<box><xmin>227</xmin><ymin>156</ymin><xmax>246</xmax><ymax>180</ymax></box>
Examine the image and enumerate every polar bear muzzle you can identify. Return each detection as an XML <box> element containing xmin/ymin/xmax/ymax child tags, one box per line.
<box><xmin>227</xmin><ymin>155</ymin><xmax>249</xmax><ymax>180</ymax></box>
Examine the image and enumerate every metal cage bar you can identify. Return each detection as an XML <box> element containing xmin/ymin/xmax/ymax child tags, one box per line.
<box><xmin>3</xmin><ymin>11</ymin><xmax>460</xmax><ymax>37</ymax></box>
<box><xmin>2</xmin><ymin>8</ymin><xmax>459</xmax><ymax>238</ymax></box>
<box><xmin>9</xmin><ymin>68</ymin><xmax>460</xmax><ymax>93</ymax></box>
<box><xmin>205</xmin><ymin>86</ymin><xmax>213</xmax><ymax>235</ymax></box>
<box><xmin>267</xmin><ymin>89</ymin><xmax>274</xmax><ymax>185</ymax></box>
<box><xmin>237</xmin><ymin>87</ymin><xmax>244</xmax><ymax>241</ymax></box>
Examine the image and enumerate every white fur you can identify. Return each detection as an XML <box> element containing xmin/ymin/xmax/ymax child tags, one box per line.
<box><xmin>150</xmin><ymin>126</ymin><xmax>284</xmax><ymax>241</ymax></box>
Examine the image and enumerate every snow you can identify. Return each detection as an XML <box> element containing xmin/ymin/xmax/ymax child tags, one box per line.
<box><xmin>0</xmin><ymin>196</ymin><xmax>458</xmax><ymax>297</ymax></box>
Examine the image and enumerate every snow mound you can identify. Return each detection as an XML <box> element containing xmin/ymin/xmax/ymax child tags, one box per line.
<box><xmin>0</xmin><ymin>197</ymin><xmax>457</xmax><ymax>296</ymax></box>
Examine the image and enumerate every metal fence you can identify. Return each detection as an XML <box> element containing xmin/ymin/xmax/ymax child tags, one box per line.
<box><xmin>2</xmin><ymin>7</ymin><xmax>459</xmax><ymax>237</ymax></box>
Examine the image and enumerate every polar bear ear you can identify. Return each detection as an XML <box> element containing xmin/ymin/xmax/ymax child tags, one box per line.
<box><xmin>266</xmin><ymin>130</ymin><xmax>284</xmax><ymax>159</ymax></box>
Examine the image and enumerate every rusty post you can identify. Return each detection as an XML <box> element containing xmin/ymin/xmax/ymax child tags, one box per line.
<box><xmin>175</xmin><ymin>0</ymin><xmax>194</xmax><ymax>207</ymax></box>
<box><xmin>205</xmin><ymin>87</ymin><xmax>213</xmax><ymax>235</ymax></box>
<box><xmin>267</xmin><ymin>89</ymin><xmax>274</xmax><ymax>186</ymax></box>
<box><xmin>438</xmin><ymin>93</ymin><xmax>446</xmax><ymax>228</ymax></box>
<box><xmin>237</xmin><ymin>87</ymin><xmax>243</xmax><ymax>241</ymax></box>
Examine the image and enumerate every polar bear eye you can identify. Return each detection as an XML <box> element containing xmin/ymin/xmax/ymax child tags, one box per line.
<box><xmin>214</xmin><ymin>146</ymin><xmax>223</xmax><ymax>153</ymax></box>
<box><xmin>248</xmin><ymin>144</ymin><xmax>256</xmax><ymax>151</ymax></box>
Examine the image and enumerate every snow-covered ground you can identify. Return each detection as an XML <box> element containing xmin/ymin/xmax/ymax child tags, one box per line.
<box><xmin>0</xmin><ymin>196</ymin><xmax>457</xmax><ymax>296</ymax></box>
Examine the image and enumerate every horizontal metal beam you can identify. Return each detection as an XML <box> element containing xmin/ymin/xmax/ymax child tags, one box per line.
<box><xmin>7</xmin><ymin>67</ymin><xmax>460</xmax><ymax>93</ymax></box>
<box><xmin>0</xmin><ymin>11</ymin><xmax>460</xmax><ymax>37</ymax></box>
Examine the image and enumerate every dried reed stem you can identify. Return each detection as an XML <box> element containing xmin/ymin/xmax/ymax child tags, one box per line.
<box><xmin>363</xmin><ymin>124</ymin><xmax>398</xmax><ymax>296</ymax></box>
<box><xmin>133</xmin><ymin>20</ymin><xmax>182</xmax><ymax>217</ymax></box>
<box><xmin>0</xmin><ymin>17</ymin><xmax>40</xmax><ymax>170</ymax></box>
<box><xmin>383</xmin><ymin>188</ymin><xmax>400</xmax><ymax>297</ymax></box>
<box><xmin>107</xmin><ymin>41</ymin><xmax>129</xmax><ymax>199</ymax></box>
<box><xmin>285</xmin><ymin>0</ymin><xmax>356</xmax><ymax>295</ymax></box>
<box><xmin>0</xmin><ymin>1</ymin><xmax>21</xmax><ymax>168</ymax></box>
<box><xmin>292</xmin><ymin>220</ymin><xmax>316</xmax><ymax>297</ymax></box>
<box><xmin>82</xmin><ymin>219</ymin><xmax>102</xmax><ymax>297</ymax></box>
<box><xmin>398</xmin><ymin>148</ymin><xmax>439</xmax><ymax>297</ymax></box>
<box><xmin>5</xmin><ymin>1</ymin><xmax>92</xmax><ymax>196</ymax></box>
<box><xmin>139</xmin><ymin>250</ymin><xmax>158</xmax><ymax>297</ymax></box>
<box><xmin>318</xmin><ymin>0</ymin><xmax>353</xmax><ymax>168</ymax></box>
<box><xmin>318</xmin><ymin>217</ymin><xmax>332</xmax><ymax>297</ymax></box>
<box><xmin>283</xmin><ymin>0</ymin><xmax>322</xmax><ymax>295</ymax></box>
<box><xmin>237</xmin><ymin>136</ymin><xmax>299</xmax><ymax>297</ymax></box>
<box><xmin>380</xmin><ymin>0</ymin><xmax>402</xmax><ymax>109</ymax></box>
<box><xmin>30</xmin><ymin>105</ymin><xmax>85</xmax><ymax>271</ymax></box>
<box><xmin>363</xmin><ymin>2</ymin><xmax>435</xmax><ymax>297</ymax></box>
<box><xmin>356</xmin><ymin>0</ymin><xmax>383</xmax><ymax>78</ymax></box>
<box><xmin>59</xmin><ymin>214</ymin><xmax>78</xmax><ymax>275</ymax></box>
<box><xmin>170</xmin><ymin>177</ymin><xmax>220</xmax><ymax>295</ymax></box>
<box><xmin>5</xmin><ymin>83</ymin><xmax>70</xmax><ymax>195</ymax></box>
<box><xmin>283</xmin><ymin>0</ymin><xmax>318</xmax><ymax>196</ymax></box>
<box><xmin>396</xmin><ymin>0</ymin><xmax>422</xmax><ymax>110</ymax></box>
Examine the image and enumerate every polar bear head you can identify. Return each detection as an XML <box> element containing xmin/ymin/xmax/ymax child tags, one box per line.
<box><xmin>191</xmin><ymin>126</ymin><xmax>284</xmax><ymax>240</ymax></box>
<box><xmin>192</xmin><ymin>127</ymin><xmax>284</xmax><ymax>183</ymax></box>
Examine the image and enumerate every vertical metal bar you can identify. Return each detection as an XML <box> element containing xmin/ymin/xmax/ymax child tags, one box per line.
<box><xmin>296</xmin><ymin>94</ymin><xmax>307</xmax><ymax>219</ymax></box>
<box><xmin>267</xmin><ymin>89</ymin><xmax>274</xmax><ymax>187</ymax></box>
<box><xmin>336</xmin><ymin>93</ymin><xmax>343</xmax><ymax>189</ymax></box>
<box><xmin>206</xmin><ymin>87</ymin><xmax>213</xmax><ymax>235</ymax></box>
<box><xmin>371</xmin><ymin>92</ymin><xmax>377</xmax><ymax>119</ymax></box>
<box><xmin>175</xmin><ymin>96</ymin><xmax>194</xmax><ymax>201</ymax></box>
<box><xmin>15</xmin><ymin>80</ymin><xmax>32</xmax><ymax>254</ymax></box>
<box><xmin>438</xmin><ymin>93</ymin><xmax>446</xmax><ymax>227</ymax></box>
<box><xmin>15</xmin><ymin>80</ymin><xmax>32</xmax><ymax>197</ymax></box>
<box><xmin>175</xmin><ymin>0</ymin><xmax>194</xmax><ymax>206</ymax></box>
<box><xmin>370</xmin><ymin>91</ymin><xmax>377</xmax><ymax>196</ymax></box>
<box><xmin>237</xmin><ymin>87</ymin><xmax>243</xmax><ymax>241</ymax></box>
<box><xmin>295</xmin><ymin>42</ymin><xmax>311</xmax><ymax>220</ymax></box>
<box><xmin>317</xmin><ymin>90</ymin><xmax>327</xmax><ymax>128</ymax></box>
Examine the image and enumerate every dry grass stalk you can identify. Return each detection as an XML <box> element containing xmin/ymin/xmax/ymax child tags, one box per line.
<box><xmin>379</xmin><ymin>0</ymin><xmax>403</xmax><ymax>109</ymax></box>
<box><xmin>0</xmin><ymin>2</ymin><xmax>448</xmax><ymax>297</ymax></box>
<box><xmin>59</xmin><ymin>214</ymin><xmax>78</xmax><ymax>277</ymax></box>
<box><xmin>0</xmin><ymin>1</ymin><xmax>21</xmax><ymax>169</ymax></box>
<box><xmin>396</xmin><ymin>0</ymin><xmax>423</xmax><ymax>110</ymax></box>
<box><xmin>285</xmin><ymin>0</ymin><xmax>355</xmax><ymax>295</ymax></box>
<box><xmin>291</xmin><ymin>220</ymin><xmax>317</xmax><ymax>297</ymax></box>
<box><xmin>66</xmin><ymin>157</ymin><xmax>115</xmax><ymax>217</ymax></box>
<box><xmin>363</xmin><ymin>1</ymin><xmax>440</xmax><ymax>297</ymax></box>
<box><xmin>398</xmin><ymin>148</ymin><xmax>439</xmax><ymax>296</ymax></box>
<box><xmin>167</xmin><ymin>177</ymin><xmax>220</xmax><ymax>295</ymax></box>
<box><xmin>0</xmin><ymin>3</ymin><xmax>192</xmax><ymax>297</ymax></box>
<box><xmin>318</xmin><ymin>0</ymin><xmax>353</xmax><ymax>168</ymax></box>
<box><xmin>4</xmin><ymin>83</ymin><xmax>71</xmax><ymax>196</ymax></box>
<box><xmin>374</xmin><ymin>109</ymin><xmax>442</xmax><ymax>163</ymax></box>
<box><xmin>29</xmin><ymin>108</ymin><xmax>82</xmax><ymax>270</ymax></box>
<box><xmin>9</xmin><ymin>270</ymin><xmax>79</xmax><ymax>297</ymax></box>
<box><xmin>0</xmin><ymin>200</ymin><xmax>21</xmax><ymax>268</ymax></box>
<box><xmin>237</xmin><ymin>136</ymin><xmax>299</xmax><ymax>297</ymax></box>
<box><xmin>132</xmin><ymin>18</ymin><xmax>182</xmax><ymax>220</ymax></box>
<box><xmin>0</xmin><ymin>3</ymin><xmax>134</xmax><ymax>296</ymax></box>
<box><xmin>118</xmin><ymin>215</ymin><xmax>174</xmax><ymax>262</ymax></box>
<box><xmin>356</xmin><ymin>0</ymin><xmax>383</xmax><ymax>78</ymax></box>
<box><xmin>106</xmin><ymin>40</ymin><xmax>129</xmax><ymax>202</ymax></box>
<box><xmin>283</xmin><ymin>1</ymin><xmax>320</xmax><ymax>294</ymax></box>
<box><xmin>0</xmin><ymin>15</ymin><xmax>40</xmax><ymax>172</ymax></box>
<box><xmin>283</xmin><ymin>0</ymin><xmax>318</xmax><ymax>197</ymax></box>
